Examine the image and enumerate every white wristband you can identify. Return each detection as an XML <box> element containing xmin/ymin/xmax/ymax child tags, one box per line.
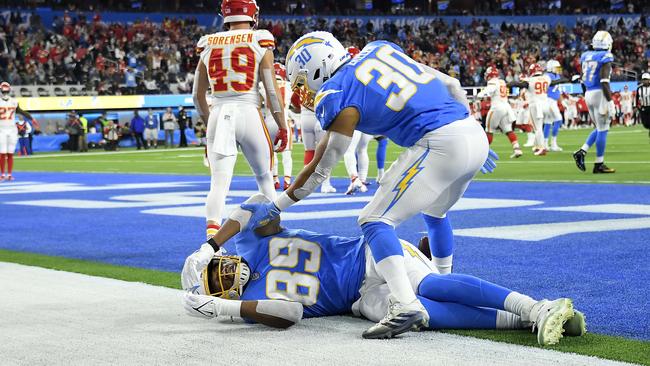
<box><xmin>216</xmin><ymin>298</ymin><xmax>242</xmax><ymax>317</ymax></box>
<box><xmin>274</xmin><ymin>192</ymin><xmax>297</xmax><ymax>211</ymax></box>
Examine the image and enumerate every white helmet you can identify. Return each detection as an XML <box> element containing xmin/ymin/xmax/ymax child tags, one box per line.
<box><xmin>642</xmin><ymin>73</ymin><xmax>650</xmax><ymax>80</ymax></box>
<box><xmin>592</xmin><ymin>30</ymin><xmax>613</xmax><ymax>51</ymax></box>
<box><xmin>286</xmin><ymin>31</ymin><xmax>349</xmax><ymax>111</ymax></box>
<box><xmin>546</xmin><ymin>59</ymin><xmax>562</xmax><ymax>74</ymax></box>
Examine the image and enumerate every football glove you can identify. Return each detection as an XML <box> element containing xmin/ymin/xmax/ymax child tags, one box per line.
<box><xmin>240</xmin><ymin>201</ymin><xmax>281</xmax><ymax>230</ymax></box>
<box><xmin>274</xmin><ymin>128</ymin><xmax>289</xmax><ymax>152</ymax></box>
<box><xmin>183</xmin><ymin>292</ymin><xmax>218</xmax><ymax>319</ymax></box>
<box><xmin>480</xmin><ymin>149</ymin><xmax>499</xmax><ymax>174</ymax></box>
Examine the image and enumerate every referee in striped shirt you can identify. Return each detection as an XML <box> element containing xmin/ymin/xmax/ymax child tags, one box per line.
<box><xmin>637</xmin><ymin>73</ymin><xmax>650</xmax><ymax>137</ymax></box>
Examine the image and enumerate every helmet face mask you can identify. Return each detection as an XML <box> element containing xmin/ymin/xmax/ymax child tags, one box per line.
<box><xmin>0</xmin><ymin>82</ymin><xmax>10</xmax><ymax>100</ymax></box>
<box><xmin>202</xmin><ymin>255</ymin><xmax>250</xmax><ymax>300</ymax></box>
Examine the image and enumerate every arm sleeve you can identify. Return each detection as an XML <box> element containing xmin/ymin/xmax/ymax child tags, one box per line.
<box><xmin>255</xmin><ymin>300</ymin><xmax>303</xmax><ymax>324</ymax></box>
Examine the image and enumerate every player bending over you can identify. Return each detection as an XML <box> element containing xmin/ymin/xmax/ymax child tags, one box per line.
<box><xmin>181</xmin><ymin>195</ymin><xmax>586</xmax><ymax>345</ymax></box>
<box><xmin>238</xmin><ymin>32</ymin><xmax>498</xmax><ymax>339</ymax></box>
<box><xmin>0</xmin><ymin>82</ymin><xmax>36</xmax><ymax>181</ymax></box>
<box><xmin>477</xmin><ymin>66</ymin><xmax>522</xmax><ymax>158</ymax></box>
<box><xmin>573</xmin><ymin>31</ymin><xmax>616</xmax><ymax>174</ymax></box>
<box><xmin>193</xmin><ymin>0</ymin><xmax>289</xmax><ymax>239</ymax></box>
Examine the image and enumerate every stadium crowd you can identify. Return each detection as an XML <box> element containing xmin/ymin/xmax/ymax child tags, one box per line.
<box><xmin>1</xmin><ymin>7</ymin><xmax>649</xmax><ymax>93</ymax></box>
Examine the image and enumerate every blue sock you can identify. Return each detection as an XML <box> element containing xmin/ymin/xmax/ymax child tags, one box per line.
<box><xmin>584</xmin><ymin>129</ymin><xmax>598</xmax><ymax>148</ymax></box>
<box><xmin>596</xmin><ymin>130</ymin><xmax>608</xmax><ymax>159</ymax></box>
<box><xmin>376</xmin><ymin>138</ymin><xmax>388</xmax><ymax>170</ymax></box>
<box><xmin>423</xmin><ymin>214</ymin><xmax>454</xmax><ymax>259</ymax></box>
<box><xmin>419</xmin><ymin>295</ymin><xmax>497</xmax><ymax>329</ymax></box>
<box><xmin>418</xmin><ymin>273</ymin><xmax>511</xmax><ymax>310</ymax></box>
<box><xmin>552</xmin><ymin>120</ymin><xmax>562</xmax><ymax>137</ymax></box>
<box><xmin>361</xmin><ymin>221</ymin><xmax>403</xmax><ymax>262</ymax></box>
<box><xmin>543</xmin><ymin>123</ymin><xmax>551</xmax><ymax>139</ymax></box>
<box><xmin>294</xmin><ymin>127</ymin><xmax>299</xmax><ymax>141</ymax></box>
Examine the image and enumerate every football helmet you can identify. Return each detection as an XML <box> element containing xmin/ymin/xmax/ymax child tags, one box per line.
<box><xmin>546</xmin><ymin>60</ymin><xmax>562</xmax><ymax>74</ymax></box>
<box><xmin>592</xmin><ymin>30</ymin><xmax>613</xmax><ymax>51</ymax></box>
<box><xmin>642</xmin><ymin>73</ymin><xmax>650</xmax><ymax>80</ymax></box>
<box><xmin>347</xmin><ymin>46</ymin><xmax>361</xmax><ymax>58</ymax></box>
<box><xmin>484</xmin><ymin>66</ymin><xmax>499</xmax><ymax>80</ymax></box>
<box><xmin>286</xmin><ymin>31</ymin><xmax>349</xmax><ymax>111</ymax></box>
<box><xmin>274</xmin><ymin>62</ymin><xmax>286</xmax><ymax>80</ymax></box>
<box><xmin>528</xmin><ymin>63</ymin><xmax>544</xmax><ymax>76</ymax></box>
<box><xmin>0</xmin><ymin>82</ymin><xmax>10</xmax><ymax>100</ymax></box>
<box><xmin>221</xmin><ymin>0</ymin><xmax>259</xmax><ymax>25</ymax></box>
<box><xmin>202</xmin><ymin>254</ymin><xmax>251</xmax><ymax>300</ymax></box>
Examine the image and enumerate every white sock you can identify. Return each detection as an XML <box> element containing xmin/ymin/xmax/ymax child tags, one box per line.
<box><xmin>544</xmin><ymin>138</ymin><xmax>549</xmax><ymax>148</ymax></box>
<box><xmin>281</xmin><ymin>150</ymin><xmax>293</xmax><ymax>178</ymax></box>
<box><xmin>503</xmin><ymin>291</ymin><xmax>537</xmax><ymax>319</ymax></box>
<box><xmin>375</xmin><ymin>255</ymin><xmax>417</xmax><ymax>304</ymax></box>
<box><xmin>595</xmin><ymin>156</ymin><xmax>604</xmax><ymax>163</ymax></box>
<box><xmin>552</xmin><ymin>136</ymin><xmax>558</xmax><ymax>146</ymax></box>
<box><xmin>581</xmin><ymin>143</ymin><xmax>590</xmax><ymax>151</ymax></box>
<box><xmin>496</xmin><ymin>310</ymin><xmax>526</xmax><ymax>329</ymax></box>
<box><xmin>526</xmin><ymin>132</ymin><xmax>535</xmax><ymax>142</ymax></box>
<box><xmin>377</xmin><ymin>168</ymin><xmax>385</xmax><ymax>182</ymax></box>
<box><xmin>433</xmin><ymin>255</ymin><xmax>453</xmax><ymax>275</ymax></box>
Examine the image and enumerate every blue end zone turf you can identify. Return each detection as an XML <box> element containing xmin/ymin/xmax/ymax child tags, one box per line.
<box><xmin>1</xmin><ymin>172</ymin><xmax>649</xmax><ymax>340</ymax></box>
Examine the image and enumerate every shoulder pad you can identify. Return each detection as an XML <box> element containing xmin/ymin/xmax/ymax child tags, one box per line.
<box><xmin>255</xmin><ymin>29</ymin><xmax>275</xmax><ymax>49</ymax></box>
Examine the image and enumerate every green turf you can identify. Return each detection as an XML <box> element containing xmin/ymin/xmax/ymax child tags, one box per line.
<box><xmin>15</xmin><ymin>125</ymin><xmax>650</xmax><ymax>183</ymax></box>
<box><xmin>1</xmin><ymin>248</ymin><xmax>648</xmax><ymax>365</ymax></box>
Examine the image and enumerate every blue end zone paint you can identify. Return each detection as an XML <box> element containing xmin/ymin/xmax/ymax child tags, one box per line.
<box><xmin>1</xmin><ymin>172</ymin><xmax>649</xmax><ymax>340</ymax></box>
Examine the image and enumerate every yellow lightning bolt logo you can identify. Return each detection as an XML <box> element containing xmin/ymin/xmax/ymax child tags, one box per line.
<box><xmin>382</xmin><ymin>149</ymin><xmax>429</xmax><ymax>215</ymax></box>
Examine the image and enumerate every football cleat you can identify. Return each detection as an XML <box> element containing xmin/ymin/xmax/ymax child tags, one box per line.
<box><xmin>528</xmin><ymin>298</ymin><xmax>575</xmax><ymax>346</ymax></box>
<box><xmin>362</xmin><ymin>297</ymin><xmax>429</xmax><ymax>339</ymax></box>
<box><xmin>510</xmin><ymin>149</ymin><xmax>523</xmax><ymax>159</ymax></box>
<box><xmin>417</xmin><ymin>236</ymin><xmax>432</xmax><ymax>260</ymax></box>
<box><xmin>563</xmin><ymin>310</ymin><xmax>587</xmax><ymax>337</ymax></box>
<box><xmin>6</xmin><ymin>175</ymin><xmax>14</xmax><ymax>181</ymax></box>
<box><xmin>0</xmin><ymin>176</ymin><xmax>4</xmax><ymax>182</ymax></box>
<box><xmin>359</xmin><ymin>182</ymin><xmax>368</xmax><ymax>193</ymax></box>
<box><xmin>550</xmin><ymin>144</ymin><xmax>563</xmax><ymax>152</ymax></box>
<box><xmin>274</xmin><ymin>177</ymin><xmax>281</xmax><ymax>190</ymax></box>
<box><xmin>533</xmin><ymin>148</ymin><xmax>547</xmax><ymax>156</ymax></box>
<box><xmin>345</xmin><ymin>178</ymin><xmax>363</xmax><ymax>195</ymax></box>
<box><xmin>320</xmin><ymin>184</ymin><xmax>337</xmax><ymax>193</ymax></box>
<box><xmin>523</xmin><ymin>140</ymin><xmax>535</xmax><ymax>148</ymax></box>
<box><xmin>593</xmin><ymin>163</ymin><xmax>615</xmax><ymax>174</ymax></box>
<box><xmin>573</xmin><ymin>149</ymin><xmax>586</xmax><ymax>171</ymax></box>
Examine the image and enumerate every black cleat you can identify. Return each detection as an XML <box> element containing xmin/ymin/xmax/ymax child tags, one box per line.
<box><xmin>418</xmin><ymin>236</ymin><xmax>432</xmax><ymax>260</ymax></box>
<box><xmin>573</xmin><ymin>149</ymin><xmax>587</xmax><ymax>172</ymax></box>
<box><xmin>593</xmin><ymin>163</ymin><xmax>616</xmax><ymax>174</ymax></box>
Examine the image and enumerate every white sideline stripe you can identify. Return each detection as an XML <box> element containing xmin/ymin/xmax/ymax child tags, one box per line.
<box><xmin>0</xmin><ymin>181</ymin><xmax>206</xmax><ymax>195</ymax></box>
<box><xmin>454</xmin><ymin>217</ymin><xmax>650</xmax><ymax>241</ymax></box>
<box><xmin>0</xmin><ymin>262</ymin><xmax>634</xmax><ymax>366</ymax></box>
<box><xmin>474</xmin><ymin>178</ymin><xmax>650</xmax><ymax>184</ymax></box>
<box><xmin>24</xmin><ymin>147</ymin><xmax>203</xmax><ymax>158</ymax></box>
<box><xmin>536</xmin><ymin>204</ymin><xmax>650</xmax><ymax>215</ymax></box>
<box><xmin>495</xmin><ymin>161</ymin><xmax>650</xmax><ymax>164</ymax></box>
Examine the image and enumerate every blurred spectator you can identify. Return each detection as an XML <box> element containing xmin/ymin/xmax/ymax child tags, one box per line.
<box><xmin>16</xmin><ymin>116</ymin><xmax>33</xmax><ymax>156</ymax></box>
<box><xmin>162</xmin><ymin>107</ymin><xmax>177</xmax><ymax>148</ymax></box>
<box><xmin>144</xmin><ymin>109</ymin><xmax>159</xmax><ymax>148</ymax></box>
<box><xmin>66</xmin><ymin>111</ymin><xmax>82</xmax><ymax>152</ymax></box>
<box><xmin>104</xmin><ymin>120</ymin><xmax>119</xmax><ymax>151</ymax></box>
<box><xmin>125</xmin><ymin>68</ymin><xmax>138</xmax><ymax>95</ymax></box>
<box><xmin>177</xmin><ymin>106</ymin><xmax>190</xmax><ymax>147</ymax></box>
<box><xmin>130</xmin><ymin>110</ymin><xmax>146</xmax><ymax>149</ymax></box>
<box><xmin>194</xmin><ymin>119</ymin><xmax>207</xmax><ymax>146</ymax></box>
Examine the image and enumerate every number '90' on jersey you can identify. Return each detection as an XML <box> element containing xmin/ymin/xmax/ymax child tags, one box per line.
<box><xmin>580</xmin><ymin>50</ymin><xmax>614</xmax><ymax>91</ymax></box>
<box><xmin>234</xmin><ymin>228</ymin><xmax>366</xmax><ymax>318</ymax></box>
<box><xmin>314</xmin><ymin>41</ymin><xmax>468</xmax><ymax>147</ymax></box>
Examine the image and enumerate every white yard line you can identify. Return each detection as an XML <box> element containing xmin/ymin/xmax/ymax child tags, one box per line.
<box><xmin>474</xmin><ymin>178</ymin><xmax>650</xmax><ymax>184</ymax></box>
<box><xmin>0</xmin><ymin>263</ymin><xmax>636</xmax><ymax>366</ymax></box>
<box><xmin>23</xmin><ymin>147</ymin><xmax>203</xmax><ymax>159</ymax></box>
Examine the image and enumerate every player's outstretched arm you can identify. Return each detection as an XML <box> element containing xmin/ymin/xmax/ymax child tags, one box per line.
<box><xmin>260</xmin><ymin>50</ymin><xmax>288</xmax><ymax>152</ymax></box>
<box><xmin>507</xmin><ymin>80</ymin><xmax>529</xmax><ymax>89</ymax></box>
<box><xmin>192</xmin><ymin>61</ymin><xmax>210</xmax><ymax>124</ymax></box>
<box><xmin>16</xmin><ymin>105</ymin><xmax>34</xmax><ymax>122</ymax></box>
<box><xmin>183</xmin><ymin>293</ymin><xmax>303</xmax><ymax>329</ymax></box>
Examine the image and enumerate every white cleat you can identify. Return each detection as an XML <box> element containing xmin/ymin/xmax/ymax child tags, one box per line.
<box><xmin>320</xmin><ymin>184</ymin><xmax>337</xmax><ymax>193</ymax></box>
<box><xmin>523</xmin><ymin>141</ymin><xmax>535</xmax><ymax>148</ymax></box>
<box><xmin>362</xmin><ymin>297</ymin><xmax>429</xmax><ymax>339</ymax></box>
<box><xmin>345</xmin><ymin>178</ymin><xmax>364</xmax><ymax>195</ymax></box>
<box><xmin>203</xmin><ymin>156</ymin><xmax>210</xmax><ymax>168</ymax></box>
<box><xmin>510</xmin><ymin>149</ymin><xmax>523</xmax><ymax>159</ymax></box>
<box><xmin>550</xmin><ymin>145</ymin><xmax>563</xmax><ymax>152</ymax></box>
<box><xmin>359</xmin><ymin>182</ymin><xmax>368</xmax><ymax>193</ymax></box>
<box><xmin>529</xmin><ymin>298</ymin><xmax>575</xmax><ymax>346</ymax></box>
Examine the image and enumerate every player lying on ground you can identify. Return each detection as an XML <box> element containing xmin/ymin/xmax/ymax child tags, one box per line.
<box><xmin>181</xmin><ymin>195</ymin><xmax>586</xmax><ymax>345</ymax></box>
<box><xmin>238</xmin><ymin>31</ymin><xmax>499</xmax><ymax>339</ymax></box>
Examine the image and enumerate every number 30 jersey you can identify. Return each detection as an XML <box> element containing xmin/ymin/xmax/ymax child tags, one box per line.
<box><xmin>235</xmin><ymin>227</ymin><xmax>366</xmax><ymax>318</ymax></box>
<box><xmin>196</xmin><ymin>29</ymin><xmax>275</xmax><ymax>106</ymax></box>
<box><xmin>580</xmin><ymin>50</ymin><xmax>614</xmax><ymax>91</ymax></box>
<box><xmin>314</xmin><ymin>41</ymin><xmax>468</xmax><ymax>147</ymax></box>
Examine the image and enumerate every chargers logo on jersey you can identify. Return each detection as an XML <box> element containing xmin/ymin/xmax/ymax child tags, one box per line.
<box><xmin>383</xmin><ymin>149</ymin><xmax>429</xmax><ymax>215</ymax></box>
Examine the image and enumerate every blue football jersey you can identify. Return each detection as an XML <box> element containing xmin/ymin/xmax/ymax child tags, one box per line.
<box><xmin>314</xmin><ymin>40</ymin><xmax>468</xmax><ymax>147</ymax></box>
<box><xmin>580</xmin><ymin>50</ymin><xmax>614</xmax><ymax>91</ymax></box>
<box><xmin>234</xmin><ymin>227</ymin><xmax>366</xmax><ymax>318</ymax></box>
<box><xmin>546</xmin><ymin>72</ymin><xmax>562</xmax><ymax>100</ymax></box>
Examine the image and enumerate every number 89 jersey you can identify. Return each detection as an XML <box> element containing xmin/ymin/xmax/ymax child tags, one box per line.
<box><xmin>314</xmin><ymin>41</ymin><xmax>468</xmax><ymax>147</ymax></box>
<box><xmin>196</xmin><ymin>29</ymin><xmax>275</xmax><ymax>106</ymax></box>
<box><xmin>234</xmin><ymin>228</ymin><xmax>366</xmax><ymax>318</ymax></box>
<box><xmin>580</xmin><ymin>50</ymin><xmax>614</xmax><ymax>91</ymax></box>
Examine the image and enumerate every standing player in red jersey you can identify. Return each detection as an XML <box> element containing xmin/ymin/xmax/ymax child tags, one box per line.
<box><xmin>193</xmin><ymin>0</ymin><xmax>289</xmax><ymax>239</ymax></box>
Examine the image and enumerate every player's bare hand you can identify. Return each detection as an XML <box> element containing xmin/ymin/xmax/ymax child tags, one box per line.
<box><xmin>240</xmin><ymin>202</ymin><xmax>281</xmax><ymax>230</ymax></box>
<box><xmin>480</xmin><ymin>149</ymin><xmax>499</xmax><ymax>174</ymax></box>
<box><xmin>274</xmin><ymin>128</ymin><xmax>289</xmax><ymax>152</ymax></box>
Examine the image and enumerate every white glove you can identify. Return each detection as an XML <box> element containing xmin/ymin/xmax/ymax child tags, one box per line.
<box><xmin>183</xmin><ymin>292</ymin><xmax>218</xmax><ymax>319</ymax></box>
<box><xmin>607</xmin><ymin>100</ymin><xmax>616</xmax><ymax>118</ymax></box>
